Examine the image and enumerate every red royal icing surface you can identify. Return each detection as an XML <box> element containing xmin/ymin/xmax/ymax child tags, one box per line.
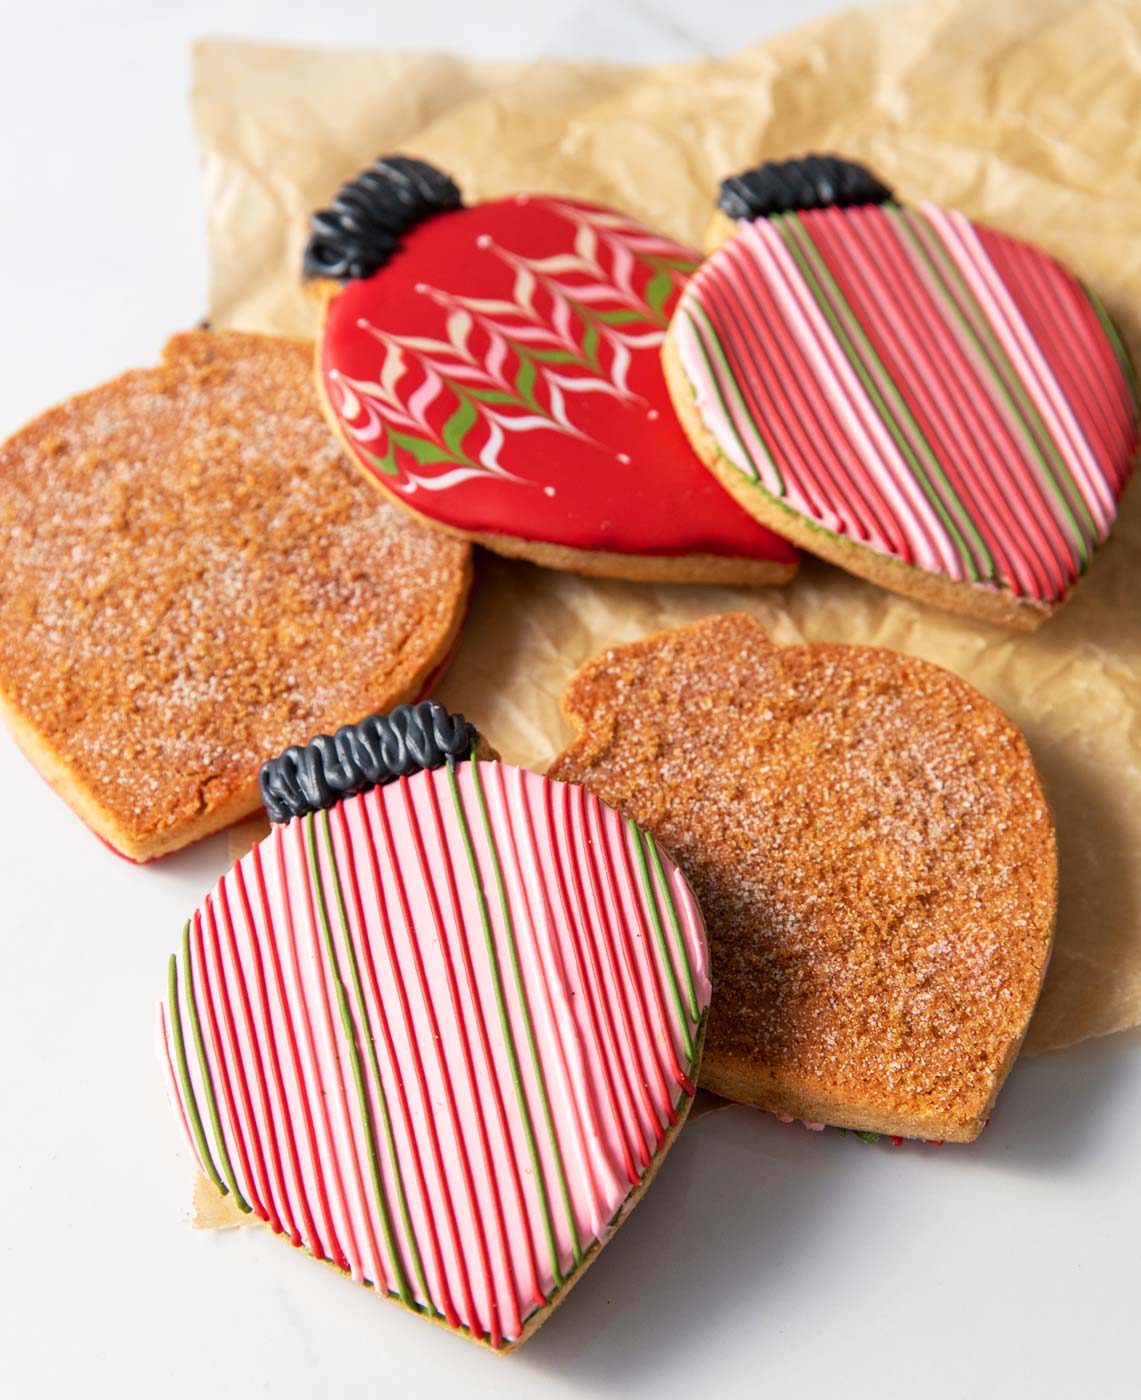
<box><xmin>319</xmin><ymin>195</ymin><xmax>796</xmax><ymax>564</ymax></box>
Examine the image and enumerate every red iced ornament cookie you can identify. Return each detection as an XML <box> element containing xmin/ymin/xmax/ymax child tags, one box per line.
<box><xmin>303</xmin><ymin>156</ymin><xmax>797</xmax><ymax>585</ymax></box>
<box><xmin>157</xmin><ymin>702</ymin><xmax>710</xmax><ymax>1350</ymax></box>
<box><xmin>663</xmin><ymin>155</ymin><xmax>1138</xmax><ymax>629</ymax></box>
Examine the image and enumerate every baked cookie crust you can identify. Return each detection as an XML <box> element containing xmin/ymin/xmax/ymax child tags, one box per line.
<box><xmin>550</xmin><ymin>613</ymin><xmax>1058</xmax><ymax>1142</ymax></box>
<box><xmin>0</xmin><ymin>330</ymin><xmax>471</xmax><ymax>861</ymax></box>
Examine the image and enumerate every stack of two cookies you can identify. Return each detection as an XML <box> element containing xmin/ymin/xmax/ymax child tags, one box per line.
<box><xmin>1</xmin><ymin>151</ymin><xmax>1132</xmax><ymax>1349</ymax></box>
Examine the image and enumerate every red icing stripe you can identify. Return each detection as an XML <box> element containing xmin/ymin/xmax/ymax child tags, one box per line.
<box><xmin>708</xmin><ymin>245</ymin><xmax>899</xmax><ymax>552</ymax></box>
<box><xmin>585</xmin><ymin>790</ymin><xmax>677</xmax><ymax>1130</ymax></box>
<box><xmin>214</xmin><ymin>878</ymin><xmax>288</xmax><ymax>1237</ymax></box>
<box><xmin>562</xmin><ymin>789</ymin><xmax>652</xmax><ymax>1170</ymax></box>
<box><xmin>292</xmin><ymin>818</ymin><xmax>379</xmax><ymax>1286</ymax></box>
<box><xmin>192</xmin><ymin>907</ymin><xmax>268</xmax><ymax>1221</ymax></box>
<box><xmin>983</xmin><ymin>230</ymin><xmax>1130</xmax><ymax>482</ymax></box>
<box><xmin>608</xmin><ymin>816</ymin><xmax>694</xmax><ymax>1097</ymax></box>
<box><xmin>514</xmin><ymin>774</ymin><xmax>610</xmax><ymax>1220</ymax></box>
<box><xmin>366</xmin><ymin>790</ymin><xmax>467</xmax><ymax>1324</ymax></box>
<box><xmin>275</xmin><ymin>824</ymin><xmax>350</xmax><ymax>1271</ymax></box>
<box><xmin>811</xmin><ymin>207</ymin><xmax>1069</xmax><ymax>597</ymax></box>
<box><xmin>575</xmin><ymin>785</ymin><xmax>665</xmax><ymax>1155</ymax></box>
<box><xmin>247</xmin><ymin>844</ymin><xmax>323</xmax><ymax>1255</ymax></box>
<box><xmin>420</xmin><ymin>774</ymin><xmax>523</xmax><ymax>1343</ymax></box>
<box><xmin>543</xmin><ymin>777</ymin><xmax>640</xmax><ymax>1187</ymax></box>
<box><xmin>391</xmin><ymin>781</ymin><xmax>491</xmax><ymax>1337</ymax></box>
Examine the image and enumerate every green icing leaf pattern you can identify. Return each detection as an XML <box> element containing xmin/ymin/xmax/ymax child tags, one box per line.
<box><xmin>327</xmin><ymin>197</ymin><xmax>699</xmax><ymax>493</ymax></box>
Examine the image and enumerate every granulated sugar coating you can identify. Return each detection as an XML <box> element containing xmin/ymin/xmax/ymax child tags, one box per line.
<box><xmin>550</xmin><ymin>613</ymin><xmax>1057</xmax><ymax>1141</ymax></box>
<box><xmin>0</xmin><ymin>330</ymin><xmax>471</xmax><ymax>860</ymax></box>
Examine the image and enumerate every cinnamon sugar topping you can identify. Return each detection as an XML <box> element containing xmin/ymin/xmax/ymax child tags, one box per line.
<box><xmin>550</xmin><ymin>613</ymin><xmax>1057</xmax><ymax>1139</ymax></box>
<box><xmin>0</xmin><ymin>330</ymin><xmax>470</xmax><ymax>856</ymax></box>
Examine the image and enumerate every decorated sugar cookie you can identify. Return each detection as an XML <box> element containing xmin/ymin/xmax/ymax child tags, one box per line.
<box><xmin>157</xmin><ymin>702</ymin><xmax>710</xmax><ymax>1350</ymax></box>
<box><xmin>550</xmin><ymin>615</ymin><xmax>1057</xmax><ymax>1142</ymax></box>
<box><xmin>302</xmin><ymin>156</ymin><xmax>798</xmax><ymax>585</ymax></box>
<box><xmin>0</xmin><ymin>330</ymin><xmax>470</xmax><ymax>862</ymax></box>
<box><xmin>662</xmin><ymin>155</ymin><xmax>1138</xmax><ymax>628</ymax></box>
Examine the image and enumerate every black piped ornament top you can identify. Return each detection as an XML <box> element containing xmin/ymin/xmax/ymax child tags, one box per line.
<box><xmin>259</xmin><ymin>701</ymin><xmax>479</xmax><ymax>824</ymax></box>
<box><xmin>302</xmin><ymin>155</ymin><xmax>464</xmax><ymax>283</ymax></box>
<box><xmin>717</xmin><ymin>155</ymin><xmax>893</xmax><ymax>222</ymax></box>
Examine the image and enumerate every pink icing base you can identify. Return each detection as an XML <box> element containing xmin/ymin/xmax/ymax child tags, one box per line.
<box><xmin>159</xmin><ymin>762</ymin><xmax>710</xmax><ymax>1346</ymax></box>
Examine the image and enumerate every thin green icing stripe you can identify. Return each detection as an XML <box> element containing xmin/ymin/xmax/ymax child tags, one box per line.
<box><xmin>167</xmin><ymin>940</ymin><xmax>225</xmax><ymax>1194</ymax></box>
<box><xmin>317</xmin><ymin>809</ymin><xmax>425</xmax><ymax>1311</ymax></box>
<box><xmin>644</xmin><ymin>831</ymin><xmax>701</xmax><ymax>1031</ymax></box>
<box><xmin>892</xmin><ymin>206</ymin><xmax>1097</xmax><ymax>562</ymax></box>
<box><xmin>683</xmin><ymin>303</ymin><xmax>784</xmax><ymax>493</ymax></box>
<box><xmin>495</xmin><ymin>768</ymin><xmax>587</xmax><ymax>1269</ymax></box>
<box><xmin>627</xmin><ymin>821</ymin><xmax>693</xmax><ymax>1062</ymax></box>
<box><xmin>776</xmin><ymin>211</ymin><xmax>991</xmax><ymax>582</ymax></box>
<box><xmin>895</xmin><ymin>204</ymin><xmax>1097</xmax><ymax>556</ymax></box>
<box><xmin>1085</xmin><ymin>282</ymin><xmax>1139</xmax><ymax>409</ymax></box>
<box><xmin>183</xmin><ymin>917</ymin><xmax>250</xmax><ymax>1212</ymax></box>
<box><xmin>447</xmin><ymin>761</ymin><xmax>571</xmax><ymax>1285</ymax></box>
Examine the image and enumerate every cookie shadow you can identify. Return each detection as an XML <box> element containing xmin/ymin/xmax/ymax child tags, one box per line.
<box><xmin>962</xmin><ymin>1024</ymin><xmax>1141</xmax><ymax>1176</ymax></box>
<box><xmin>518</xmin><ymin>1107</ymin><xmax>863</xmax><ymax>1391</ymax></box>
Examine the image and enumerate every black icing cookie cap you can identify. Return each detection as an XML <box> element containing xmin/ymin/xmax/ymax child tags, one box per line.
<box><xmin>717</xmin><ymin>154</ymin><xmax>893</xmax><ymax>222</ymax></box>
<box><xmin>302</xmin><ymin>155</ymin><xmax>464</xmax><ymax>283</ymax></box>
<box><xmin>259</xmin><ymin>701</ymin><xmax>479</xmax><ymax>823</ymax></box>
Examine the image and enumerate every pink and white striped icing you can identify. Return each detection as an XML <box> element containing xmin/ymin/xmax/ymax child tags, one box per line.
<box><xmin>673</xmin><ymin>202</ymin><xmax>1136</xmax><ymax>603</ymax></box>
<box><xmin>158</xmin><ymin>760</ymin><xmax>710</xmax><ymax>1347</ymax></box>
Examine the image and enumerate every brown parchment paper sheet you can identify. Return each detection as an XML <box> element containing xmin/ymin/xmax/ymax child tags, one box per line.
<box><xmin>203</xmin><ymin>0</ymin><xmax>1141</xmax><ymax>1055</ymax></box>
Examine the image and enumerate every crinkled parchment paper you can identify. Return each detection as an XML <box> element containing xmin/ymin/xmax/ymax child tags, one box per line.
<box><xmin>202</xmin><ymin>0</ymin><xmax>1141</xmax><ymax>1054</ymax></box>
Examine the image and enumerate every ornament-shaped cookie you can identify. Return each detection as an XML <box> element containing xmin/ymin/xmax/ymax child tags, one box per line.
<box><xmin>550</xmin><ymin>615</ymin><xmax>1057</xmax><ymax>1142</ymax></box>
<box><xmin>662</xmin><ymin>155</ymin><xmax>1138</xmax><ymax>628</ymax></box>
<box><xmin>0</xmin><ymin>330</ymin><xmax>470</xmax><ymax>862</ymax></box>
<box><xmin>157</xmin><ymin>702</ymin><xmax>710</xmax><ymax>1350</ymax></box>
<box><xmin>303</xmin><ymin>156</ymin><xmax>798</xmax><ymax>585</ymax></box>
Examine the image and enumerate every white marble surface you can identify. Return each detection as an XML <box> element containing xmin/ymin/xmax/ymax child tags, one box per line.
<box><xmin>1</xmin><ymin>4</ymin><xmax>1138</xmax><ymax>1398</ymax></box>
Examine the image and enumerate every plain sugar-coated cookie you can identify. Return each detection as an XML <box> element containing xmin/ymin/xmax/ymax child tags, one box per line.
<box><xmin>303</xmin><ymin>155</ymin><xmax>798</xmax><ymax>586</ymax></box>
<box><xmin>549</xmin><ymin>614</ymin><xmax>1057</xmax><ymax>1142</ymax></box>
<box><xmin>0</xmin><ymin>330</ymin><xmax>471</xmax><ymax>862</ymax></box>
<box><xmin>157</xmin><ymin>704</ymin><xmax>710</xmax><ymax>1350</ymax></box>
<box><xmin>663</xmin><ymin>155</ymin><xmax>1137</xmax><ymax>628</ymax></box>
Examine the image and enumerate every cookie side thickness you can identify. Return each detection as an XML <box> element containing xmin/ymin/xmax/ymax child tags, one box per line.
<box><xmin>549</xmin><ymin>614</ymin><xmax>1057</xmax><ymax>1142</ymax></box>
<box><xmin>310</xmin><ymin>319</ymin><xmax>794</xmax><ymax>586</ymax></box>
<box><xmin>158</xmin><ymin>761</ymin><xmax>711</xmax><ymax>1348</ymax></box>
<box><xmin>671</xmin><ymin>201</ymin><xmax>1136</xmax><ymax>624</ymax></box>
<box><xmin>312</xmin><ymin>193</ymin><xmax>800</xmax><ymax>579</ymax></box>
<box><xmin>311</xmin><ymin>283</ymin><xmax>795</xmax><ymax>586</ymax></box>
<box><xmin>0</xmin><ymin>331</ymin><xmax>472</xmax><ymax>862</ymax></box>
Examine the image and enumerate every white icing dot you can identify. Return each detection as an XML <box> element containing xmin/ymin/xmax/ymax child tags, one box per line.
<box><xmin>617</xmin><ymin>452</ymin><xmax>631</xmax><ymax>464</ymax></box>
<box><xmin>476</xmin><ymin>234</ymin><xmax>492</xmax><ymax>249</ymax></box>
<box><xmin>414</xmin><ymin>282</ymin><xmax>428</xmax><ymax>294</ymax></box>
<box><xmin>647</xmin><ymin>408</ymin><xmax>660</xmax><ymax>421</ymax></box>
<box><xmin>544</xmin><ymin>486</ymin><xmax>557</xmax><ymax>497</ymax></box>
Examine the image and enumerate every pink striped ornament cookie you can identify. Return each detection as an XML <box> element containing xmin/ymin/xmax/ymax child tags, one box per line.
<box><xmin>157</xmin><ymin>703</ymin><xmax>710</xmax><ymax>1351</ymax></box>
<box><xmin>663</xmin><ymin>155</ymin><xmax>1138</xmax><ymax>629</ymax></box>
